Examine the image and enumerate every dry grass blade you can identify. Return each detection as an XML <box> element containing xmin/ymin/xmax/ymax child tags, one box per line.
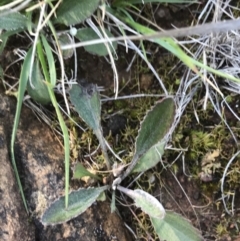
<box><xmin>61</xmin><ymin>18</ymin><xmax>240</xmax><ymax>49</ymax></box>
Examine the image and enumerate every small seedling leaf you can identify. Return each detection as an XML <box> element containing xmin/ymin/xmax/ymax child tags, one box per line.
<box><xmin>69</xmin><ymin>84</ymin><xmax>101</xmax><ymax>131</ymax></box>
<box><xmin>75</xmin><ymin>27</ymin><xmax>117</xmax><ymax>56</ymax></box>
<box><xmin>73</xmin><ymin>162</ymin><xmax>101</xmax><ymax>181</ymax></box>
<box><xmin>69</xmin><ymin>84</ymin><xmax>111</xmax><ymax>169</ymax></box>
<box><xmin>117</xmin><ymin>186</ymin><xmax>165</xmax><ymax>219</ymax></box>
<box><xmin>41</xmin><ymin>186</ymin><xmax>108</xmax><ymax>225</ymax></box>
<box><xmin>134</xmin><ymin>189</ymin><xmax>165</xmax><ymax>219</ymax></box>
<box><xmin>112</xmin><ymin>97</ymin><xmax>175</xmax><ymax>185</ymax></box>
<box><xmin>0</xmin><ymin>12</ymin><xmax>28</xmax><ymax>30</ymax></box>
<box><xmin>58</xmin><ymin>34</ymin><xmax>74</xmax><ymax>59</ymax></box>
<box><xmin>97</xmin><ymin>191</ymin><xmax>106</xmax><ymax>201</ymax></box>
<box><xmin>55</xmin><ymin>0</ymin><xmax>100</xmax><ymax>26</ymax></box>
<box><xmin>135</xmin><ymin>97</ymin><xmax>175</xmax><ymax>158</ymax></box>
<box><xmin>151</xmin><ymin>211</ymin><xmax>203</xmax><ymax>241</ymax></box>
<box><xmin>132</xmin><ymin>141</ymin><xmax>165</xmax><ymax>173</ymax></box>
<box><xmin>10</xmin><ymin>47</ymin><xmax>34</xmax><ymax>214</ymax></box>
<box><xmin>27</xmin><ymin>60</ymin><xmax>51</xmax><ymax>105</ymax></box>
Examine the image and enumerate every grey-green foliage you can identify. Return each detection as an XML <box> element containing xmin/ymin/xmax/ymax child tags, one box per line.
<box><xmin>55</xmin><ymin>0</ymin><xmax>100</xmax><ymax>26</ymax></box>
<box><xmin>132</xmin><ymin>141</ymin><xmax>165</xmax><ymax>173</ymax></box>
<box><xmin>0</xmin><ymin>1</ymin><xmax>201</xmax><ymax>239</ymax></box>
<box><xmin>117</xmin><ymin>186</ymin><xmax>166</xmax><ymax>219</ymax></box>
<box><xmin>41</xmin><ymin>186</ymin><xmax>108</xmax><ymax>225</ymax></box>
<box><xmin>113</xmin><ymin>97</ymin><xmax>175</xmax><ymax>184</ymax></box>
<box><xmin>69</xmin><ymin>84</ymin><xmax>111</xmax><ymax>169</ymax></box>
<box><xmin>27</xmin><ymin>60</ymin><xmax>51</xmax><ymax>105</ymax></box>
<box><xmin>10</xmin><ymin>47</ymin><xmax>34</xmax><ymax>214</ymax></box>
<box><xmin>73</xmin><ymin>162</ymin><xmax>101</xmax><ymax>181</ymax></box>
<box><xmin>135</xmin><ymin>98</ymin><xmax>175</xmax><ymax>157</ymax></box>
<box><xmin>54</xmin><ymin>0</ymin><xmax>117</xmax><ymax>57</ymax></box>
<box><xmin>0</xmin><ymin>30</ymin><xmax>20</xmax><ymax>54</ymax></box>
<box><xmin>58</xmin><ymin>33</ymin><xmax>74</xmax><ymax>59</ymax></box>
<box><xmin>75</xmin><ymin>28</ymin><xmax>118</xmax><ymax>56</ymax></box>
<box><xmin>0</xmin><ymin>12</ymin><xmax>29</xmax><ymax>30</ymax></box>
<box><xmin>0</xmin><ymin>12</ymin><xmax>31</xmax><ymax>54</ymax></box>
<box><xmin>151</xmin><ymin>211</ymin><xmax>203</xmax><ymax>241</ymax></box>
<box><xmin>40</xmin><ymin>34</ymin><xmax>57</xmax><ymax>87</ymax></box>
<box><xmin>43</xmin><ymin>89</ymin><xmax>203</xmax><ymax>241</ymax></box>
<box><xmin>69</xmin><ymin>84</ymin><xmax>101</xmax><ymax>131</ymax></box>
<box><xmin>131</xmin><ymin>98</ymin><xmax>175</xmax><ymax>173</ymax></box>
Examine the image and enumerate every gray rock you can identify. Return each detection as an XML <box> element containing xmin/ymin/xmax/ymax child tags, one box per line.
<box><xmin>0</xmin><ymin>94</ymin><xmax>35</xmax><ymax>241</ymax></box>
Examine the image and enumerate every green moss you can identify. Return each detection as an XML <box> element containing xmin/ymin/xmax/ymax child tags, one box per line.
<box><xmin>215</xmin><ymin>221</ymin><xmax>229</xmax><ymax>237</ymax></box>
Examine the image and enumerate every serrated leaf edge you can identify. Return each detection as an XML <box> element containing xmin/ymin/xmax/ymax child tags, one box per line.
<box><xmin>134</xmin><ymin>97</ymin><xmax>175</xmax><ymax>159</ymax></box>
<box><xmin>41</xmin><ymin>185</ymin><xmax>108</xmax><ymax>226</ymax></box>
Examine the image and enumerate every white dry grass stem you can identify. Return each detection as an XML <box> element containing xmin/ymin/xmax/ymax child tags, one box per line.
<box><xmin>0</xmin><ymin>0</ymin><xmax>23</xmax><ymax>10</ymax></box>
<box><xmin>220</xmin><ymin>150</ymin><xmax>240</xmax><ymax>215</ymax></box>
<box><xmin>194</xmin><ymin>0</ymin><xmax>240</xmax><ymax>216</ymax></box>
<box><xmin>38</xmin><ymin>0</ymin><xmax>62</xmax><ymax>30</ymax></box>
<box><xmin>0</xmin><ymin>0</ymin><xmax>32</xmax><ymax>17</ymax></box>
<box><xmin>29</xmin><ymin>2</ymin><xmax>46</xmax><ymax>88</ymax></box>
<box><xmin>87</xmin><ymin>17</ymin><xmax>119</xmax><ymax>98</ymax></box>
<box><xmin>61</xmin><ymin>18</ymin><xmax>240</xmax><ymax>50</ymax></box>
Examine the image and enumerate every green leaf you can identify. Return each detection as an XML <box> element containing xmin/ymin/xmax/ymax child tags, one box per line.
<box><xmin>27</xmin><ymin>60</ymin><xmax>51</xmax><ymax>105</ymax></box>
<box><xmin>73</xmin><ymin>162</ymin><xmax>101</xmax><ymax>181</ymax></box>
<box><xmin>75</xmin><ymin>27</ymin><xmax>117</xmax><ymax>56</ymax></box>
<box><xmin>37</xmin><ymin>36</ymin><xmax>70</xmax><ymax>208</ymax></box>
<box><xmin>0</xmin><ymin>29</ymin><xmax>22</xmax><ymax>54</ymax></box>
<box><xmin>97</xmin><ymin>191</ymin><xmax>106</xmax><ymax>201</ymax></box>
<box><xmin>117</xmin><ymin>186</ymin><xmax>165</xmax><ymax>219</ymax></box>
<box><xmin>135</xmin><ymin>97</ymin><xmax>175</xmax><ymax>158</ymax></box>
<box><xmin>0</xmin><ymin>12</ymin><xmax>28</xmax><ymax>30</ymax></box>
<box><xmin>40</xmin><ymin>34</ymin><xmax>57</xmax><ymax>87</ymax></box>
<box><xmin>132</xmin><ymin>141</ymin><xmax>165</xmax><ymax>173</ymax></box>
<box><xmin>134</xmin><ymin>189</ymin><xmax>165</xmax><ymax>219</ymax></box>
<box><xmin>69</xmin><ymin>84</ymin><xmax>111</xmax><ymax>169</ymax></box>
<box><xmin>151</xmin><ymin>211</ymin><xmax>203</xmax><ymax>241</ymax></box>
<box><xmin>55</xmin><ymin>0</ymin><xmax>100</xmax><ymax>26</ymax></box>
<box><xmin>112</xmin><ymin>98</ymin><xmax>175</xmax><ymax>186</ymax></box>
<box><xmin>10</xmin><ymin>47</ymin><xmax>34</xmax><ymax>214</ymax></box>
<box><xmin>58</xmin><ymin>33</ymin><xmax>74</xmax><ymax>59</ymax></box>
<box><xmin>69</xmin><ymin>84</ymin><xmax>101</xmax><ymax>131</ymax></box>
<box><xmin>111</xmin><ymin>190</ymin><xmax>116</xmax><ymax>213</ymax></box>
<box><xmin>41</xmin><ymin>186</ymin><xmax>108</xmax><ymax>225</ymax></box>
